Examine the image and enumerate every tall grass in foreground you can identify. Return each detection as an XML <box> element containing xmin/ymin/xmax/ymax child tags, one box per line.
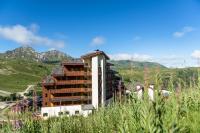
<box><xmin>1</xmin><ymin>88</ymin><xmax>200</xmax><ymax>133</ymax></box>
<box><xmin>2</xmin><ymin>67</ymin><xmax>200</xmax><ymax>133</ymax></box>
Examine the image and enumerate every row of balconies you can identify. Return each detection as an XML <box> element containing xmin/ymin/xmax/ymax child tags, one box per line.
<box><xmin>56</xmin><ymin>80</ymin><xmax>92</xmax><ymax>85</ymax></box>
<box><xmin>51</xmin><ymin>65</ymin><xmax>104</xmax><ymax>78</ymax></box>
<box><xmin>52</xmin><ymin>70</ymin><xmax>91</xmax><ymax>77</ymax></box>
<box><xmin>50</xmin><ymin>96</ymin><xmax>92</xmax><ymax>102</ymax></box>
<box><xmin>43</xmin><ymin>80</ymin><xmax>92</xmax><ymax>86</ymax></box>
<box><xmin>49</xmin><ymin>88</ymin><xmax>92</xmax><ymax>93</ymax></box>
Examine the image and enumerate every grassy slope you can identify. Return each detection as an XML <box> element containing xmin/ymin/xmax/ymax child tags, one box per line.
<box><xmin>0</xmin><ymin>58</ymin><xmax>53</xmax><ymax>92</ymax></box>
<box><xmin>110</xmin><ymin>60</ymin><xmax>166</xmax><ymax>69</ymax></box>
<box><xmin>117</xmin><ymin>66</ymin><xmax>199</xmax><ymax>90</ymax></box>
<box><xmin>2</xmin><ymin>88</ymin><xmax>200</xmax><ymax>132</ymax></box>
<box><xmin>0</xmin><ymin>55</ymin><xmax>198</xmax><ymax>93</ymax></box>
<box><xmin>0</xmin><ymin>58</ymin><xmax>200</xmax><ymax>132</ymax></box>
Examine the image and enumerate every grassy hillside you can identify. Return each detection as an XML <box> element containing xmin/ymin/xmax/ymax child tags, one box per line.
<box><xmin>2</xmin><ymin>62</ymin><xmax>200</xmax><ymax>132</ymax></box>
<box><xmin>0</xmin><ymin>46</ymin><xmax>199</xmax><ymax>93</ymax></box>
<box><xmin>118</xmin><ymin>66</ymin><xmax>199</xmax><ymax>91</ymax></box>
<box><xmin>110</xmin><ymin>60</ymin><xmax>166</xmax><ymax>69</ymax></box>
<box><xmin>0</xmin><ymin>57</ymin><xmax>54</xmax><ymax>92</ymax></box>
<box><xmin>0</xmin><ymin>46</ymin><xmax>72</xmax><ymax>93</ymax></box>
<box><xmin>0</xmin><ymin>57</ymin><xmax>199</xmax><ymax>93</ymax></box>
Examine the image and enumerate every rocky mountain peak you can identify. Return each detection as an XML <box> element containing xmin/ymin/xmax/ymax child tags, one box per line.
<box><xmin>2</xmin><ymin>46</ymin><xmax>72</xmax><ymax>62</ymax></box>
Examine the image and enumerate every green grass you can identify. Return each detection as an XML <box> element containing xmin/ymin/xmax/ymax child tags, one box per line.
<box><xmin>0</xmin><ymin>58</ymin><xmax>200</xmax><ymax>132</ymax></box>
<box><xmin>0</xmin><ymin>73</ymin><xmax>40</xmax><ymax>92</ymax></box>
<box><xmin>118</xmin><ymin>67</ymin><xmax>199</xmax><ymax>90</ymax></box>
<box><xmin>0</xmin><ymin>55</ymin><xmax>198</xmax><ymax>93</ymax></box>
<box><xmin>1</xmin><ymin>88</ymin><xmax>200</xmax><ymax>133</ymax></box>
<box><xmin>0</xmin><ymin>58</ymin><xmax>53</xmax><ymax>92</ymax></box>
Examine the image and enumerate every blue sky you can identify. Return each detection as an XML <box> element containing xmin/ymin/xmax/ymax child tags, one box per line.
<box><xmin>0</xmin><ymin>0</ymin><xmax>200</xmax><ymax>67</ymax></box>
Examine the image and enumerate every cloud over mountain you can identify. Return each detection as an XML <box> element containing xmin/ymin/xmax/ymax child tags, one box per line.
<box><xmin>0</xmin><ymin>24</ymin><xmax>65</xmax><ymax>48</ymax></box>
<box><xmin>109</xmin><ymin>53</ymin><xmax>152</xmax><ymax>61</ymax></box>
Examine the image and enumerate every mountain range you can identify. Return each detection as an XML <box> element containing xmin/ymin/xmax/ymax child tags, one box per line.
<box><xmin>0</xmin><ymin>46</ymin><xmax>165</xmax><ymax>69</ymax></box>
<box><xmin>0</xmin><ymin>46</ymin><xmax>72</xmax><ymax>63</ymax></box>
<box><xmin>0</xmin><ymin>46</ymin><xmax>166</xmax><ymax>93</ymax></box>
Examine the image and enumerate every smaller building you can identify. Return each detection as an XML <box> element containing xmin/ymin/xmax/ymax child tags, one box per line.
<box><xmin>41</xmin><ymin>50</ymin><xmax>126</xmax><ymax>118</ymax></box>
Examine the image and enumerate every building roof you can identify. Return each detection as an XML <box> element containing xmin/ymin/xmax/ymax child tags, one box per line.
<box><xmin>62</xmin><ymin>58</ymin><xmax>84</xmax><ymax>65</ymax></box>
<box><xmin>81</xmin><ymin>50</ymin><xmax>109</xmax><ymax>59</ymax></box>
<box><xmin>51</xmin><ymin>66</ymin><xmax>64</xmax><ymax>76</ymax></box>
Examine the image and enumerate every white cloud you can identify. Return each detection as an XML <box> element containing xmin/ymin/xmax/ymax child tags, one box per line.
<box><xmin>173</xmin><ymin>26</ymin><xmax>195</xmax><ymax>38</ymax></box>
<box><xmin>0</xmin><ymin>24</ymin><xmax>65</xmax><ymax>48</ymax></box>
<box><xmin>91</xmin><ymin>36</ymin><xmax>105</xmax><ymax>46</ymax></box>
<box><xmin>191</xmin><ymin>50</ymin><xmax>200</xmax><ymax>59</ymax></box>
<box><xmin>109</xmin><ymin>53</ymin><xmax>152</xmax><ymax>61</ymax></box>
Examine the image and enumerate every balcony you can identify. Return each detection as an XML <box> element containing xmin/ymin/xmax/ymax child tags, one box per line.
<box><xmin>56</xmin><ymin>80</ymin><xmax>92</xmax><ymax>85</ymax></box>
<box><xmin>64</xmin><ymin>70</ymin><xmax>91</xmax><ymax>76</ymax></box>
<box><xmin>51</xmin><ymin>66</ymin><xmax>64</xmax><ymax>77</ymax></box>
<box><xmin>43</xmin><ymin>82</ymin><xmax>54</xmax><ymax>86</ymax></box>
<box><xmin>50</xmin><ymin>96</ymin><xmax>92</xmax><ymax>102</ymax></box>
<box><xmin>62</xmin><ymin>59</ymin><xmax>84</xmax><ymax>65</ymax></box>
<box><xmin>50</xmin><ymin>88</ymin><xmax>92</xmax><ymax>93</ymax></box>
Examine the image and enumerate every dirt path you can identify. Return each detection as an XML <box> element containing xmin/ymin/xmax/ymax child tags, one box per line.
<box><xmin>17</xmin><ymin>85</ymin><xmax>35</xmax><ymax>98</ymax></box>
<box><xmin>0</xmin><ymin>90</ymin><xmax>11</xmax><ymax>97</ymax></box>
<box><xmin>0</xmin><ymin>85</ymin><xmax>35</xmax><ymax>120</ymax></box>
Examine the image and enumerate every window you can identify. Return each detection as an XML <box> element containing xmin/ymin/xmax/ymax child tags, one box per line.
<box><xmin>45</xmin><ymin>102</ymin><xmax>47</xmax><ymax>106</ymax></box>
<box><xmin>58</xmin><ymin>112</ymin><xmax>63</xmax><ymax>116</ymax></box>
<box><xmin>43</xmin><ymin>113</ymin><xmax>48</xmax><ymax>117</ymax></box>
<box><xmin>45</xmin><ymin>94</ymin><xmax>47</xmax><ymax>97</ymax></box>
<box><xmin>75</xmin><ymin>111</ymin><xmax>79</xmax><ymax>114</ymax></box>
<box><xmin>65</xmin><ymin>111</ymin><xmax>70</xmax><ymax>115</ymax></box>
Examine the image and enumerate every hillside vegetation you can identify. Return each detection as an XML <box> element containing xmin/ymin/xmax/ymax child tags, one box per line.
<box><xmin>110</xmin><ymin>60</ymin><xmax>166</xmax><ymax>69</ymax></box>
<box><xmin>0</xmin><ymin>47</ymin><xmax>168</xmax><ymax>93</ymax></box>
<box><xmin>0</xmin><ymin>46</ymin><xmax>72</xmax><ymax>93</ymax></box>
<box><xmin>1</xmin><ymin>47</ymin><xmax>200</xmax><ymax>132</ymax></box>
<box><xmin>118</xmin><ymin>67</ymin><xmax>199</xmax><ymax>91</ymax></box>
<box><xmin>0</xmin><ymin>57</ymin><xmax>53</xmax><ymax>92</ymax></box>
<box><xmin>0</xmin><ymin>46</ymin><xmax>199</xmax><ymax>93</ymax></box>
<box><xmin>2</xmin><ymin>83</ymin><xmax>200</xmax><ymax>132</ymax></box>
<box><xmin>111</xmin><ymin>60</ymin><xmax>199</xmax><ymax>90</ymax></box>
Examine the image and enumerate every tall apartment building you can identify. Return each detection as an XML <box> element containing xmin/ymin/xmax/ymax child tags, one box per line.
<box><xmin>41</xmin><ymin>50</ymin><xmax>125</xmax><ymax>117</ymax></box>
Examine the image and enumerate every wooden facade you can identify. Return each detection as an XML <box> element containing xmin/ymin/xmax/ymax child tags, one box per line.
<box><xmin>42</xmin><ymin>59</ymin><xmax>92</xmax><ymax>107</ymax></box>
<box><xmin>42</xmin><ymin>52</ymin><xmax>126</xmax><ymax>108</ymax></box>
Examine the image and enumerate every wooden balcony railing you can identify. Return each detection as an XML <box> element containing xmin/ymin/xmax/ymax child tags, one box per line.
<box><xmin>52</xmin><ymin>73</ymin><xmax>64</xmax><ymax>77</ymax></box>
<box><xmin>50</xmin><ymin>88</ymin><xmax>92</xmax><ymax>93</ymax></box>
<box><xmin>64</xmin><ymin>70</ymin><xmax>91</xmax><ymax>76</ymax></box>
<box><xmin>50</xmin><ymin>96</ymin><xmax>92</xmax><ymax>102</ymax></box>
<box><xmin>62</xmin><ymin>59</ymin><xmax>84</xmax><ymax>65</ymax></box>
<box><xmin>43</xmin><ymin>82</ymin><xmax>54</xmax><ymax>86</ymax></box>
<box><xmin>43</xmin><ymin>80</ymin><xmax>92</xmax><ymax>86</ymax></box>
<box><xmin>56</xmin><ymin>80</ymin><xmax>92</xmax><ymax>85</ymax></box>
